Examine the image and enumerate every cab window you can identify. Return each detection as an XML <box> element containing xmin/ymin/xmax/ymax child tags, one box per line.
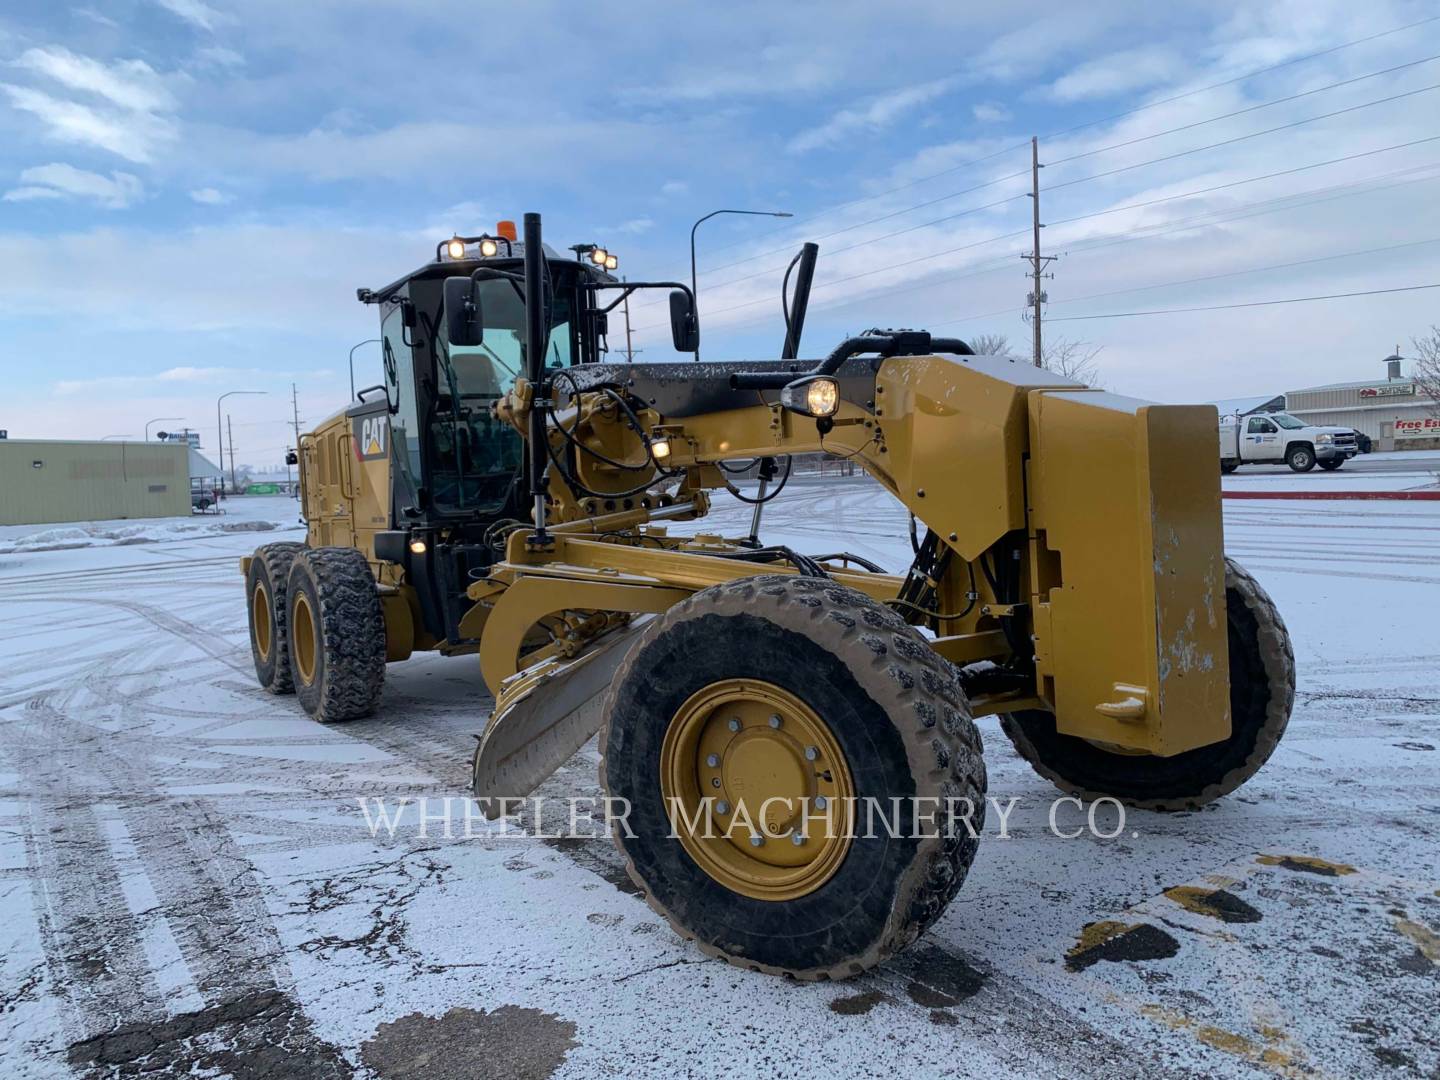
<box><xmin>1247</xmin><ymin>417</ymin><xmax>1276</xmax><ymax>434</ymax></box>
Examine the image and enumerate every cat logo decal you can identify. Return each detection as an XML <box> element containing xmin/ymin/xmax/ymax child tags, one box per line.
<box><xmin>354</xmin><ymin>416</ymin><xmax>388</xmax><ymax>460</ymax></box>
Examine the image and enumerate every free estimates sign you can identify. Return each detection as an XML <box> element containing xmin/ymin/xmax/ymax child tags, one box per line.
<box><xmin>1395</xmin><ymin>415</ymin><xmax>1440</xmax><ymax>439</ymax></box>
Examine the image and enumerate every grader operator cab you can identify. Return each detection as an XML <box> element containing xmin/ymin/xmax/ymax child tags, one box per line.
<box><xmin>242</xmin><ymin>213</ymin><xmax>1294</xmax><ymax>979</ymax></box>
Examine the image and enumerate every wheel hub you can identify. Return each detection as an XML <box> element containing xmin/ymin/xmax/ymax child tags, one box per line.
<box><xmin>660</xmin><ymin>679</ymin><xmax>853</xmax><ymax>901</ymax></box>
<box><xmin>252</xmin><ymin>580</ymin><xmax>273</xmax><ymax>660</ymax></box>
<box><xmin>291</xmin><ymin>592</ymin><xmax>317</xmax><ymax>685</ymax></box>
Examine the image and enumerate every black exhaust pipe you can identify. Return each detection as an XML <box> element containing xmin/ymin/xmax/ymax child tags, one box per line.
<box><xmin>781</xmin><ymin>242</ymin><xmax>818</xmax><ymax>360</ymax></box>
<box><xmin>523</xmin><ymin>212</ymin><xmax>551</xmax><ymax>544</ymax></box>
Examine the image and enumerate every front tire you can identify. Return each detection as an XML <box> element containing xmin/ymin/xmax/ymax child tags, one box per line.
<box><xmin>286</xmin><ymin>547</ymin><xmax>386</xmax><ymax>723</ymax></box>
<box><xmin>600</xmin><ymin>575</ymin><xmax>986</xmax><ymax>979</ymax></box>
<box><xmin>1287</xmin><ymin>444</ymin><xmax>1316</xmax><ymax>472</ymax></box>
<box><xmin>999</xmin><ymin>558</ymin><xmax>1294</xmax><ymax>811</ymax></box>
<box><xmin>246</xmin><ymin>542</ymin><xmax>305</xmax><ymax>694</ymax></box>
<box><xmin>1220</xmin><ymin>460</ymin><xmax>1239</xmax><ymax>474</ymax></box>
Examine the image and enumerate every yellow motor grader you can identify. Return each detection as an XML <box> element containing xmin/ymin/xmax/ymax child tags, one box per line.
<box><xmin>242</xmin><ymin>213</ymin><xmax>1293</xmax><ymax>979</ymax></box>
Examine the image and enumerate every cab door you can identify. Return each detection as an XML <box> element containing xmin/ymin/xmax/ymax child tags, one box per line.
<box><xmin>1245</xmin><ymin>416</ymin><xmax>1283</xmax><ymax>461</ymax></box>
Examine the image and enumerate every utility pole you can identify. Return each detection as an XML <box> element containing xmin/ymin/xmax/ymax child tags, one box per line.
<box><xmin>1024</xmin><ymin>136</ymin><xmax>1057</xmax><ymax>368</ymax></box>
<box><xmin>227</xmin><ymin>414</ymin><xmax>237</xmax><ymax>496</ymax></box>
<box><xmin>290</xmin><ymin>382</ymin><xmax>303</xmax><ymax>499</ymax></box>
<box><xmin>622</xmin><ymin>276</ymin><xmax>635</xmax><ymax>362</ymax></box>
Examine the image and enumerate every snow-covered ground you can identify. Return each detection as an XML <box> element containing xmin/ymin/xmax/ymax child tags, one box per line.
<box><xmin>1221</xmin><ymin>449</ymin><xmax>1440</xmax><ymax>494</ymax></box>
<box><xmin>1</xmin><ymin>488</ymin><xmax>1436</xmax><ymax>1079</ymax></box>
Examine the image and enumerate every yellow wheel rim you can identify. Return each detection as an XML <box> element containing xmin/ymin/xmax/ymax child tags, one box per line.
<box><xmin>252</xmin><ymin>580</ymin><xmax>273</xmax><ymax>660</ymax></box>
<box><xmin>660</xmin><ymin>679</ymin><xmax>854</xmax><ymax>901</ymax></box>
<box><xmin>291</xmin><ymin>591</ymin><xmax>317</xmax><ymax>685</ymax></box>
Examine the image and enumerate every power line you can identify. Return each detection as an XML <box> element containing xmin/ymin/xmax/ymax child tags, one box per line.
<box><xmin>646</xmin><ymin>78</ymin><xmax>1440</xmax><ymax>314</ymax></box>
<box><xmin>1046</xmin><ymin>52</ymin><xmax>1440</xmax><ymax>169</ymax></box>
<box><xmin>630</xmin><ymin>136</ymin><xmax>1440</xmax><ymax>337</ymax></box>
<box><xmin>1051</xmin><ymin>237</ymin><xmax>1440</xmax><ymax>308</ymax></box>
<box><xmin>1047</xmin><ymin>283</ymin><xmax>1440</xmax><ymax>321</ymax></box>
<box><xmin>1048</xmin><ymin>146</ymin><xmax>1440</xmax><ymax>237</ymax></box>
<box><xmin>1038</xmin><ymin>13</ymin><xmax>1440</xmax><ymax>144</ymax></box>
<box><xmin>1045</xmin><ymin>82</ymin><xmax>1440</xmax><ymax>193</ymax></box>
<box><xmin>692</xmin><ymin>13</ymin><xmax>1440</xmax><ymax>268</ymax></box>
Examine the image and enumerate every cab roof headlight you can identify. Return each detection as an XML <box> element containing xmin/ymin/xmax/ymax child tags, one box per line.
<box><xmin>780</xmin><ymin>375</ymin><xmax>839</xmax><ymax>418</ymax></box>
<box><xmin>479</xmin><ymin>237</ymin><xmax>499</xmax><ymax>257</ymax></box>
<box><xmin>590</xmin><ymin>247</ymin><xmax>608</xmax><ymax>266</ymax></box>
<box><xmin>445</xmin><ymin>237</ymin><xmax>466</xmax><ymax>260</ymax></box>
<box><xmin>605</xmin><ymin>254</ymin><xmax>618</xmax><ymax>271</ymax></box>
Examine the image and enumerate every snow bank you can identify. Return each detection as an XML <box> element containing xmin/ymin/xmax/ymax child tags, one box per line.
<box><xmin>0</xmin><ymin>517</ymin><xmax>283</xmax><ymax>555</ymax></box>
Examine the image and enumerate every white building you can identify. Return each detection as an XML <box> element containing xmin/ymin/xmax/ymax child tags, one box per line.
<box><xmin>1285</xmin><ymin>353</ymin><xmax>1438</xmax><ymax>450</ymax></box>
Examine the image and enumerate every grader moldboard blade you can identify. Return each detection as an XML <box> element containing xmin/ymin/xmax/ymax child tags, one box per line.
<box><xmin>472</xmin><ymin>622</ymin><xmax>648</xmax><ymax>819</ymax></box>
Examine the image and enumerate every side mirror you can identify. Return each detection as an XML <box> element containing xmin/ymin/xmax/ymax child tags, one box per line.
<box><xmin>444</xmin><ymin>276</ymin><xmax>483</xmax><ymax>347</ymax></box>
<box><xmin>669</xmin><ymin>290</ymin><xmax>699</xmax><ymax>353</ymax></box>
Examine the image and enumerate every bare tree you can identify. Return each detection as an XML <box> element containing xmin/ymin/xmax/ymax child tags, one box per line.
<box><xmin>1413</xmin><ymin>326</ymin><xmax>1440</xmax><ymax>416</ymax></box>
<box><xmin>1039</xmin><ymin>336</ymin><xmax>1105</xmax><ymax>388</ymax></box>
<box><xmin>968</xmin><ymin>332</ymin><xmax>1015</xmax><ymax>357</ymax></box>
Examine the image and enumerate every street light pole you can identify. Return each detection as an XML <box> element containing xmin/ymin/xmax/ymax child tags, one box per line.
<box><xmin>689</xmin><ymin>208</ymin><xmax>792</xmax><ymax>361</ymax></box>
<box><xmin>348</xmin><ymin>338</ymin><xmax>381</xmax><ymax>401</ymax></box>
<box><xmin>145</xmin><ymin>416</ymin><xmax>184</xmax><ymax>442</ymax></box>
<box><xmin>216</xmin><ymin>390</ymin><xmax>265</xmax><ymax>498</ymax></box>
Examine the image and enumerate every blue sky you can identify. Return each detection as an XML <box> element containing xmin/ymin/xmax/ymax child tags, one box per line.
<box><xmin>2</xmin><ymin>1</ymin><xmax>1439</xmax><ymax>464</ymax></box>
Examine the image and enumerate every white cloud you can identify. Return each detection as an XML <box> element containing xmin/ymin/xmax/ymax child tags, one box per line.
<box><xmin>659</xmin><ymin>180</ymin><xmax>689</xmax><ymax>197</ymax></box>
<box><xmin>788</xmin><ymin>76</ymin><xmax>962</xmax><ymax>153</ymax></box>
<box><xmin>194</xmin><ymin>46</ymin><xmax>244</xmax><ymax>68</ymax></box>
<box><xmin>972</xmin><ymin>101</ymin><xmax>1011</xmax><ymax>123</ymax></box>
<box><xmin>1048</xmin><ymin>46</ymin><xmax>1181</xmax><ymax>103</ymax></box>
<box><xmin>15</xmin><ymin>47</ymin><xmax>176</xmax><ymax>113</ymax></box>
<box><xmin>612</xmin><ymin>217</ymin><xmax>654</xmax><ymax>236</ymax></box>
<box><xmin>3</xmin><ymin>163</ymin><xmax>144</xmax><ymax>208</ymax></box>
<box><xmin>2</xmin><ymin>47</ymin><xmax>179</xmax><ymax>163</ymax></box>
<box><xmin>618</xmin><ymin>44</ymin><xmax>839</xmax><ymax>104</ymax></box>
<box><xmin>72</xmin><ymin>7</ymin><xmax>119</xmax><ymax>28</ymax></box>
<box><xmin>152</xmin><ymin>0</ymin><xmax>232</xmax><ymax>31</ymax></box>
<box><xmin>189</xmin><ymin>186</ymin><xmax>231</xmax><ymax>205</ymax></box>
<box><xmin>0</xmin><ymin>84</ymin><xmax>174</xmax><ymax>162</ymax></box>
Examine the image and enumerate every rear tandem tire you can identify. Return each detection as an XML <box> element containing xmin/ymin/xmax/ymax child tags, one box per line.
<box><xmin>999</xmin><ymin>558</ymin><xmax>1294</xmax><ymax>811</ymax></box>
<box><xmin>285</xmin><ymin>546</ymin><xmax>387</xmax><ymax>723</ymax></box>
<box><xmin>246</xmin><ymin>542</ymin><xmax>305</xmax><ymax>694</ymax></box>
<box><xmin>1318</xmin><ymin>458</ymin><xmax>1343</xmax><ymax>471</ymax></box>
<box><xmin>599</xmin><ymin>574</ymin><xmax>987</xmax><ymax>980</ymax></box>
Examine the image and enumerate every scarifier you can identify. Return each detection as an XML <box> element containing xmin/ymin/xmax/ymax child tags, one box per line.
<box><xmin>241</xmin><ymin>213</ymin><xmax>1294</xmax><ymax>978</ymax></box>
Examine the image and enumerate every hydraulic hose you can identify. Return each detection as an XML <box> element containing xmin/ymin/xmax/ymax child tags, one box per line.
<box><xmin>729</xmin><ymin>331</ymin><xmax>974</xmax><ymax>390</ymax></box>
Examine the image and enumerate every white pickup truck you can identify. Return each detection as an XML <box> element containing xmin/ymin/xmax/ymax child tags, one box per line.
<box><xmin>1219</xmin><ymin>411</ymin><xmax>1359</xmax><ymax>473</ymax></box>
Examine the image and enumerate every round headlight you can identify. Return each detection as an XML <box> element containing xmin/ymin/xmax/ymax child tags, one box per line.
<box><xmin>806</xmin><ymin>378</ymin><xmax>839</xmax><ymax>418</ymax></box>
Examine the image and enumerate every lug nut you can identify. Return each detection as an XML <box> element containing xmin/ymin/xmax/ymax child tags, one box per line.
<box><xmin>804</xmin><ymin>746</ymin><xmax>819</xmax><ymax>761</ymax></box>
<box><xmin>727</xmin><ymin>717</ymin><xmax>741</xmax><ymax>732</ymax></box>
<box><xmin>715</xmin><ymin>800</ymin><xmax>730</xmax><ymax>815</ymax></box>
<box><xmin>768</xmin><ymin>714</ymin><xmax>782</xmax><ymax>729</ymax></box>
<box><xmin>749</xmin><ymin>834</ymin><xmax>764</xmax><ymax>848</ymax></box>
<box><xmin>706</xmin><ymin>753</ymin><xmax>720</xmax><ymax>767</ymax></box>
<box><xmin>711</xmin><ymin>777</ymin><xmax>721</xmax><ymax>788</ymax></box>
<box><xmin>813</xmin><ymin>795</ymin><xmax>828</xmax><ymax>810</ymax></box>
<box><xmin>792</xmin><ymin>832</ymin><xmax>806</xmax><ymax>846</ymax></box>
